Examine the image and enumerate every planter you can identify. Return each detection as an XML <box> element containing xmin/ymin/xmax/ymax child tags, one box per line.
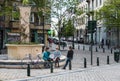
<box><xmin>6</xmin><ymin>44</ymin><xmax>44</xmax><ymax>60</ymax></box>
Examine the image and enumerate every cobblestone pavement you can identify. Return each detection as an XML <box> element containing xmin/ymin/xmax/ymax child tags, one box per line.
<box><xmin>10</xmin><ymin>64</ymin><xmax>120</xmax><ymax>81</ymax></box>
<box><xmin>0</xmin><ymin>43</ymin><xmax>119</xmax><ymax>81</ymax></box>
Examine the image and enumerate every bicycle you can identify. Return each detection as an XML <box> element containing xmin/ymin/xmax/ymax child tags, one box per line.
<box><xmin>21</xmin><ymin>54</ymin><xmax>43</xmax><ymax>69</ymax></box>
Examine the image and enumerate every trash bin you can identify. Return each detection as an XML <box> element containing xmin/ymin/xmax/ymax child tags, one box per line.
<box><xmin>114</xmin><ymin>51</ymin><xmax>120</xmax><ymax>63</ymax></box>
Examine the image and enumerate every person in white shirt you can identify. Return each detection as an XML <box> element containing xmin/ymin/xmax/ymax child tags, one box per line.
<box><xmin>53</xmin><ymin>47</ymin><xmax>61</xmax><ymax>67</ymax></box>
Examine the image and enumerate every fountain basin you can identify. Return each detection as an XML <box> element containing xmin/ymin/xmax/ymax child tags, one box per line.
<box><xmin>6</xmin><ymin>44</ymin><xmax>44</xmax><ymax>60</ymax></box>
<box><xmin>0</xmin><ymin>55</ymin><xmax>66</xmax><ymax>69</ymax></box>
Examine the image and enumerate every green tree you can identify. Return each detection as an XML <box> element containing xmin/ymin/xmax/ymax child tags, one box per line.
<box><xmin>98</xmin><ymin>0</ymin><xmax>120</xmax><ymax>47</ymax></box>
<box><xmin>62</xmin><ymin>19</ymin><xmax>75</xmax><ymax>37</ymax></box>
<box><xmin>51</xmin><ymin>0</ymin><xmax>80</xmax><ymax>48</ymax></box>
<box><xmin>52</xmin><ymin>30</ymin><xmax>56</xmax><ymax>37</ymax></box>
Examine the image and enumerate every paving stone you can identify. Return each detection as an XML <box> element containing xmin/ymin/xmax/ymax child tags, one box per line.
<box><xmin>0</xmin><ymin>43</ymin><xmax>119</xmax><ymax>81</ymax></box>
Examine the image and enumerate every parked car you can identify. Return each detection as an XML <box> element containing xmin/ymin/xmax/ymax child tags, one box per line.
<box><xmin>55</xmin><ymin>40</ymin><xmax>67</xmax><ymax>47</ymax></box>
<box><xmin>52</xmin><ymin>38</ymin><xmax>58</xmax><ymax>44</ymax></box>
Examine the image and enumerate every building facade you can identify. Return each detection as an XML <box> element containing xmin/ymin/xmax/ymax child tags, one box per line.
<box><xmin>77</xmin><ymin>0</ymin><xmax>107</xmax><ymax>45</ymax></box>
<box><xmin>0</xmin><ymin>0</ymin><xmax>51</xmax><ymax>50</ymax></box>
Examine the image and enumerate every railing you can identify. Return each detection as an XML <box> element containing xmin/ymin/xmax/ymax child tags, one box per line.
<box><xmin>8</xmin><ymin>21</ymin><xmax>51</xmax><ymax>30</ymax></box>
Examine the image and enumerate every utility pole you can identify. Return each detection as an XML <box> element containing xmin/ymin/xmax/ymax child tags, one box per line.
<box><xmin>42</xmin><ymin>14</ymin><xmax>45</xmax><ymax>45</ymax></box>
<box><xmin>72</xmin><ymin>16</ymin><xmax>75</xmax><ymax>49</ymax></box>
<box><xmin>91</xmin><ymin>0</ymin><xmax>94</xmax><ymax>65</ymax></box>
<box><xmin>86</xmin><ymin>0</ymin><xmax>95</xmax><ymax>65</ymax></box>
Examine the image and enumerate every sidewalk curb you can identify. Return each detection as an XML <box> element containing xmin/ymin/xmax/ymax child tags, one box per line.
<box><xmin>7</xmin><ymin>63</ymin><xmax>119</xmax><ymax>81</ymax></box>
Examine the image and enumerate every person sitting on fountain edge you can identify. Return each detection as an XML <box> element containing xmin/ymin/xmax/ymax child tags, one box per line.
<box><xmin>42</xmin><ymin>47</ymin><xmax>52</xmax><ymax>61</ymax></box>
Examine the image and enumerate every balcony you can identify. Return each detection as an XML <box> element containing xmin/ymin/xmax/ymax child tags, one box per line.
<box><xmin>9</xmin><ymin>21</ymin><xmax>19</xmax><ymax>29</ymax></box>
<box><xmin>8</xmin><ymin>21</ymin><xmax>51</xmax><ymax>30</ymax></box>
<box><xmin>30</xmin><ymin>23</ymin><xmax>51</xmax><ymax>30</ymax></box>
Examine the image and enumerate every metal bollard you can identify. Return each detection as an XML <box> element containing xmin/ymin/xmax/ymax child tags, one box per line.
<box><xmin>84</xmin><ymin>58</ymin><xmax>87</xmax><ymax>68</ymax></box>
<box><xmin>107</xmin><ymin>56</ymin><xmax>110</xmax><ymax>64</ymax></box>
<box><xmin>97</xmin><ymin>57</ymin><xmax>99</xmax><ymax>66</ymax></box>
<box><xmin>78</xmin><ymin>45</ymin><xmax>80</xmax><ymax>50</ymax></box>
<box><xmin>69</xmin><ymin>60</ymin><xmax>72</xmax><ymax>70</ymax></box>
<box><xmin>111</xmin><ymin>48</ymin><xmax>113</xmax><ymax>54</ymax></box>
<box><xmin>103</xmin><ymin>48</ymin><xmax>105</xmax><ymax>53</ymax></box>
<box><xmin>99</xmin><ymin>45</ymin><xmax>100</xmax><ymax>48</ymax></box>
<box><xmin>27</xmin><ymin>63</ymin><xmax>30</xmax><ymax>76</ymax></box>
<box><xmin>50</xmin><ymin>61</ymin><xmax>53</xmax><ymax>73</ymax></box>
<box><xmin>83</xmin><ymin>46</ymin><xmax>85</xmax><ymax>51</ymax></box>
<box><xmin>96</xmin><ymin>47</ymin><xmax>98</xmax><ymax>52</ymax></box>
<box><xmin>89</xmin><ymin>46</ymin><xmax>91</xmax><ymax>51</ymax></box>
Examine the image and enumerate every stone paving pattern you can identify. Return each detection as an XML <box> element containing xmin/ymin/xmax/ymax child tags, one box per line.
<box><xmin>0</xmin><ymin>43</ymin><xmax>119</xmax><ymax>81</ymax></box>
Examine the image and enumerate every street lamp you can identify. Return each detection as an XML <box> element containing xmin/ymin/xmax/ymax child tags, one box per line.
<box><xmin>86</xmin><ymin>0</ymin><xmax>94</xmax><ymax>65</ymax></box>
<box><xmin>72</xmin><ymin>14</ymin><xmax>75</xmax><ymax>49</ymax></box>
<box><xmin>42</xmin><ymin>13</ymin><xmax>45</xmax><ymax>45</ymax></box>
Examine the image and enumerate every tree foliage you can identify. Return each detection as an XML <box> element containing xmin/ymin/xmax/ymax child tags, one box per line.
<box><xmin>51</xmin><ymin>0</ymin><xmax>80</xmax><ymax>34</ymax></box>
<box><xmin>98</xmin><ymin>0</ymin><xmax>120</xmax><ymax>28</ymax></box>
<box><xmin>62</xmin><ymin>19</ymin><xmax>75</xmax><ymax>37</ymax></box>
<box><xmin>31</xmin><ymin>0</ymin><xmax>51</xmax><ymax>16</ymax></box>
<box><xmin>0</xmin><ymin>0</ymin><xmax>13</xmax><ymax>16</ymax></box>
<box><xmin>97</xmin><ymin>0</ymin><xmax>120</xmax><ymax>46</ymax></box>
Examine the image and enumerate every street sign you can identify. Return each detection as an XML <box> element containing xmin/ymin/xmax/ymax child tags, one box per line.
<box><xmin>87</xmin><ymin>21</ymin><xmax>96</xmax><ymax>32</ymax></box>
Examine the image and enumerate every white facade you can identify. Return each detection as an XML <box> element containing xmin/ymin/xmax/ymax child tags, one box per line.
<box><xmin>77</xmin><ymin>0</ymin><xmax>107</xmax><ymax>44</ymax></box>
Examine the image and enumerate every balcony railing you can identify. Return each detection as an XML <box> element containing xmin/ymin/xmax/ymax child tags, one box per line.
<box><xmin>30</xmin><ymin>23</ymin><xmax>51</xmax><ymax>30</ymax></box>
<box><xmin>9</xmin><ymin>21</ymin><xmax>51</xmax><ymax>30</ymax></box>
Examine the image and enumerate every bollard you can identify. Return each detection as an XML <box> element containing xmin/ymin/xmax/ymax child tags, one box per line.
<box><xmin>108</xmin><ymin>45</ymin><xmax>110</xmax><ymax>49</ymax></box>
<box><xmin>96</xmin><ymin>47</ymin><xmax>98</xmax><ymax>52</ymax></box>
<box><xmin>83</xmin><ymin>46</ymin><xmax>85</xmax><ymax>51</ymax></box>
<box><xmin>69</xmin><ymin>60</ymin><xmax>72</xmax><ymax>70</ymax></box>
<box><xmin>89</xmin><ymin>46</ymin><xmax>91</xmax><ymax>51</ymax></box>
<box><xmin>107</xmin><ymin>56</ymin><xmax>110</xmax><ymax>64</ymax></box>
<box><xmin>27</xmin><ymin>63</ymin><xmax>30</xmax><ymax>76</ymax></box>
<box><xmin>78</xmin><ymin>45</ymin><xmax>80</xmax><ymax>50</ymax></box>
<box><xmin>99</xmin><ymin>45</ymin><xmax>100</xmax><ymax>48</ymax></box>
<box><xmin>84</xmin><ymin>58</ymin><xmax>87</xmax><ymax>68</ymax></box>
<box><xmin>103</xmin><ymin>48</ymin><xmax>105</xmax><ymax>53</ymax></box>
<box><xmin>50</xmin><ymin>61</ymin><xmax>53</xmax><ymax>73</ymax></box>
<box><xmin>111</xmin><ymin>48</ymin><xmax>113</xmax><ymax>54</ymax></box>
<box><xmin>97</xmin><ymin>57</ymin><xmax>99</xmax><ymax>66</ymax></box>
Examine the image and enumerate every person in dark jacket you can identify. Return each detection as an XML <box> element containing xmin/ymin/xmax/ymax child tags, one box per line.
<box><xmin>62</xmin><ymin>46</ymin><xmax>74</xmax><ymax>69</ymax></box>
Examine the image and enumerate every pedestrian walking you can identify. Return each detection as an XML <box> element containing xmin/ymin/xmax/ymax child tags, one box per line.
<box><xmin>62</xmin><ymin>46</ymin><xmax>74</xmax><ymax>69</ymax></box>
<box><xmin>101</xmin><ymin>38</ymin><xmax>104</xmax><ymax>48</ymax></box>
<box><xmin>106</xmin><ymin>39</ymin><xmax>110</xmax><ymax>49</ymax></box>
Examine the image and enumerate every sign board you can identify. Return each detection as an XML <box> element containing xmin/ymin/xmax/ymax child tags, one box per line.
<box><xmin>87</xmin><ymin>21</ymin><xmax>96</xmax><ymax>32</ymax></box>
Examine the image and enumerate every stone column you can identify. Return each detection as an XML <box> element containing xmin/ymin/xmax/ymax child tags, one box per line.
<box><xmin>19</xmin><ymin>6</ymin><xmax>31</xmax><ymax>43</ymax></box>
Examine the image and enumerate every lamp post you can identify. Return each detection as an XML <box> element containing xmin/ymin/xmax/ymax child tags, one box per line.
<box><xmin>72</xmin><ymin>15</ymin><xmax>75</xmax><ymax>49</ymax></box>
<box><xmin>42</xmin><ymin>13</ymin><xmax>45</xmax><ymax>45</ymax></box>
<box><xmin>86</xmin><ymin>0</ymin><xmax>94</xmax><ymax>65</ymax></box>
